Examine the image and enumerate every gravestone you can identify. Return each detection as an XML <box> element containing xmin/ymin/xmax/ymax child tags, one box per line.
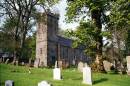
<box><xmin>84</xmin><ymin>63</ymin><xmax>88</xmax><ymax>67</ymax></box>
<box><xmin>53</xmin><ymin>68</ymin><xmax>61</xmax><ymax>80</ymax></box>
<box><xmin>116</xmin><ymin>61</ymin><xmax>124</xmax><ymax>74</ymax></box>
<box><xmin>62</xmin><ymin>59</ymin><xmax>66</xmax><ymax>68</ymax></box>
<box><xmin>5</xmin><ymin>59</ymin><xmax>9</xmax><ymax>64</ymax></box>
<box><xmin>21</xmin><ymin>62</ymin><xmax>25</xmax><ymax>66</ymax></box>
<box><xmin>82</xmin><ymin>66</ymin><xmax>92</xmax><ymax>85</ymax></box>
<box><xmin>15</xmin><ymin>60</ymin><xmax>18</xmax><ymax>66</ymax></box>
<box><xmin>0</xmin><ymin>58</ymin><xmax>2</xmax><ymax>63</ymax></box>
<box><xmin>72</xmin><ymin>59</ymin><xmax>76</xmax><ymax>65</ymax></box>
<box><xmin>54</xmin><ymin>61</ymin><xmax>58</xmax><ymax>68</ymax></box>
<box><xmin>38</xmin><ymin>81</ymin><xmax>51</xmax><ymax>86</ymax></box>
<box><xmin>78</xmin><ymin>61</ymin><xmax>84</xmax><ymax>72</ymax></box>
<box><xmin>65</xmin><ymin>62</ymin><xmax>69</xmax><ymax>68</ymax></box>
<box><xmin>103</xmin><ymin>60</ymin><xmax>111</xmax><ymax>72</ymax></box>
<box><xmin>11</xmin><ymin>60</ymin><xmax>15</xmax><ymax>65</ymax></box>
<box><xmin>34</xmin><ymin>58</ymin><xmax>40</xmax><ymax>68</ymax></box>
<box><xmin>126</xmin><ymin>56</ymin><xmax>130</xmax><ymax>75</ymax></box>
<box><xmin>53</xmin><ymin>61</ymin><xmax>61</xmax><ymax>80</ymax></box>
<box><xmin>58</xmin><ymin>60</ymin><xmax>62</xmax><ymax>69</ymax></box>
<box><xmin>5</xmin><ymin>80</ymin><xmax>14</xmax><ymax>86</ymax></box>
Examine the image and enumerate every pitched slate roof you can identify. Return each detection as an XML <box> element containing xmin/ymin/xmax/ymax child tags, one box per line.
<box><xmin>58</xmin><ymin>36</ymin><xmax>72</xmax><ymax>47</ymax></box>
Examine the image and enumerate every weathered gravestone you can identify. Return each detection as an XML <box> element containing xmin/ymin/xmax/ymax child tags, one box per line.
<box><xmin>58</xmin><ymin>60</ymin><xmax>62</xmax><ymax>69</ymax></box>
<box><xmin>62</xmin><ymin>59</ymin><xmax>66</xmax><ymax>68</ymax></box>
<box><xmin>54</xmin><ymin>61</ymin><xmax>58</xmax><ymax>68</ymax></box>
<box><xmin>53</xmin><ymin>61</ymin><xmax>61</xmax><ymax>80</ymax></box>
<box><xmin>38</xmin><ymin>81</ymin><xmax>51</xmax><ymax>86</ymax></box>
<box><xmin>0</xmin><ymin>58</ymin><xmax>2</xmax><ymax>63</ymax></box>
<box><xmin>126</xmin><ymin>56</ymin><xmax>130</xmax><ymax>75</ymax></box>
<box><xmin>78</xmin><ymin>61</ymin><xmax>84</xmax><ymax>72</ymax></box>
<box><xmin>103</xmin><ymin>60</ymin><xmax>111</xmax><ymax>72</ymax></box>
<box><xmin>72</xmin><ymin>59</ymin><xmax>76</xmax><ymax>65</ymax></box>
<box><xmin>34</xmin><ymin>58</ymin><xmax>40</xmax><ymax>68</ymax></box>
<box><xmin>84</xmin><ymin>63</ymin><xmax>88</xmax><ymax>67</ymax></box>
<box><xmin>82</xmin><ymin>66</ymin><xmax>92</xmax><ymax>85</ymax></box>
<box><xmin>11</xmin><ymin>60</ymin><xmax>15</xmax><ymax>65</ymax></box>
<box><xmin>15</xmin><ymin>60</ymin><xmax>18</xmax><ymax>66</ymax></box>
<box><xmin>5</xmin><ymin>80</ymin><xmax>14</xmax><ymax>86</ymax></box>
<box><xmin>21</xmin><ymin>62</ymin><xmax>25</xmax><ymax>66</ymax></box>
<box><xmin>116</xmin><ymin>61</ymin><xmax>124</xmax><ymax>74</ymax></box>
<box><xmin>5</xmin><ymin>59</ymin><xmax>9</xmax><ymax>64</ymax></box>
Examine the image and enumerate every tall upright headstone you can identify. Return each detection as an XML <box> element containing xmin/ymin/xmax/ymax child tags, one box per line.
<box><xmin>54</xmin><ymin>61</ymin><xmax>58</xmax><ymax>68</ymax></box>
<box><xmin>126</xmin><ymin>56</ymin><xmax>130</xmax><ymax>75</ymax></box>
<box><xmin>82</xmin><ymin>66</ymin><xmax>92</xmax><ymax>85</ymax></box>
<box><xmin>53</xmin><ymin>61</ymin><xmax>61</xmax><ymax>80</ymax></box>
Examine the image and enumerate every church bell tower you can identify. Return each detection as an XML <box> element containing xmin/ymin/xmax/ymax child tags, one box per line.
<box><xmin>34</xmin><ymin>12</ymin><xmax>59</xmax><ymax>67</ymax></box>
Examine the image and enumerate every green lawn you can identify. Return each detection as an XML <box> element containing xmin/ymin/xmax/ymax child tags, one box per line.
<box><xmin>0</xmin><ymin>64</ymin><xmax>130</xmax><ymax>86</ymax></box>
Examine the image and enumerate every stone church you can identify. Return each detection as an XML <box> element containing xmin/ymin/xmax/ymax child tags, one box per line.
<box><xmin>34</xmin><ymin>12</ymin><xmax>88</xmax><ymax>68</ymax></box>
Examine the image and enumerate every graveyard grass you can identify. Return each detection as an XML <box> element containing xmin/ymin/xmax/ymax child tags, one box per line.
<box><xmin>0</xmin><ymin>64</ymin><xmax>130</xmax><ymax>86</ymax></box>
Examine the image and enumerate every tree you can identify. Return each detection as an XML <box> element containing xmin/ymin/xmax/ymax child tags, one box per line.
<box><xmin>0</xmin><ymin>0</ymin><xmax>57</xmax><ymax>60</ymax></box>
<box><xmin>106</xmin><ymin>0</ymin><xmax>130</xmax><ymax>72</ymax></box>
<box><xmin>108</xmin><ymin>0</ymin><xmax>130</xmax><ymax>59</ymax></box>
<box><xmin>58</xmin><ymin>29</ymin><xmax>73</xmax><ymax>39</ymax></box>
<box><xmin>0</xmin><ymin>18</ymin><xmax>19</xmax><ymax>52</ymax></box>
<box><xmin>65</xmin><ymin>0</ymin><xmax>110</xmax><ymax>71</ymax></box>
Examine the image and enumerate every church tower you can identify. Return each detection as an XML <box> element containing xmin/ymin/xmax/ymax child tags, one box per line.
<box><xmin>34</xmin><ymin>12</ymin><xmax>59</xmax><ymax>67</ymax></box>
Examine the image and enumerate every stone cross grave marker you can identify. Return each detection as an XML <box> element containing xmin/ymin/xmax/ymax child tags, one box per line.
<box><xmin>5</xmin><ymin>80</ymin><xmax>14</xmax><ymax>86</ymax></box>
<box><xmin>82</xmin><ymin>65</ymin><xmax>92</xmax><ymax>85</ymax></box>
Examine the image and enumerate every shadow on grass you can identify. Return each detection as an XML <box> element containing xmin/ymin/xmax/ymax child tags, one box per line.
<box><xmin>0</xmin><ymin>81</ymin><xmax>5</xmax><ymax>86</ymax></box>
<box><xmin>93</xmin><ymin>78</ymin><xmax>108</xmax><ymax>85</ymax></box>
<box><xmin>71</xmin><ymin>77</ymin><xmax>82</xmax><ymax>80</ymax></box>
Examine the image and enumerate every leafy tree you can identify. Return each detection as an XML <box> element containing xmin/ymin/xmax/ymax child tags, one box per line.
<box><xmin>58</xmin><ymin>29</ymin><xmax>73</xmax><ymax>39</ymax></box>
<box><xmin>64</xmin><ymin>0</ymin><xmax>110</xmax><ymax>71</ymax></box>
<box><xmin>108</xmin><ymin>0</ymin><xmax>130</xmax><ymax>59</ymax></box>
<box><xmin>105</xmin><ymin>0</ymin><xmax>130</xmax><ymax>72</ymax></box>
<box><xmin>25</xmin><ymin>32</ymin><xmax>36</xmax><ymax>60</ymax></box>
<box><xmin>0</xmin><ymin>0</ymin><xmax>57</xmax><ymax>60</ymax></box>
